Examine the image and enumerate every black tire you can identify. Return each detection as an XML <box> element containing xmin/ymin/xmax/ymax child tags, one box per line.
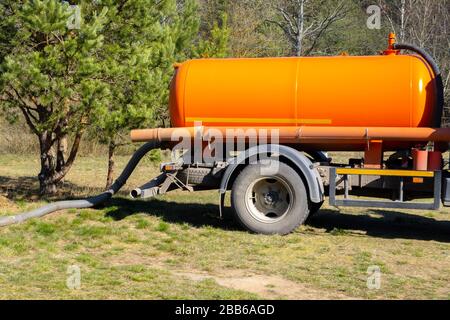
<box><xmin>231</xmin><ymin>161</ymin><xmax>310</xmax><ymax>235</ymax></box>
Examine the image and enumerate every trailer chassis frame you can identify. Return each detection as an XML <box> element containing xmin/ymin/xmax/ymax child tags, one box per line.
<box><xmin>329</xmin><ymin>167</ymin><xmax>442</xmax><ymax>210</ymax></box>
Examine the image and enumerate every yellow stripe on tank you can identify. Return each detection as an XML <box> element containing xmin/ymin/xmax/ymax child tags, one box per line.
<box><xmin>185</xmin><ymin>117</ymin><xmax>332</xmax><ymax>125</ymax></box>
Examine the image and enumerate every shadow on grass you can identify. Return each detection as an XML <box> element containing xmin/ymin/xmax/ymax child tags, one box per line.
<box><xmin>106</xmin><ymin>198</ymin><xmax>450</xmax><ymax>242</ymax></box>
<box><xmin>2</xmin><ymin>175</ymin><xmax>450</xmax><ymax>242</ymax></box>
<box><xmin>308</xmin><ymin>209</ymin><xmax>450</xmax><ymax>243</ymax></box>
<box><xmin>0</xmin><ymin>175</ymin><xmax>105</xmax><ymax>202</ymax></box>
<box><xmin>105</xmin><ymin>197</ymin><xmax>241</xmax><ymax>231</ymax></box>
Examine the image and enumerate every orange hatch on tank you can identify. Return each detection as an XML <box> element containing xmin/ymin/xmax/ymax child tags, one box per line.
<box><xmin>169</xmin><ymin>34</ymin><xmax>437</xmax><ymax>129</ymax></box>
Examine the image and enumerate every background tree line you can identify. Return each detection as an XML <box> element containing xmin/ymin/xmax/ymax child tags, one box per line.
<box><xmin>0</xmin><ymin>0</ymin><xmax>448</xmax><ymax>195</ymax></box>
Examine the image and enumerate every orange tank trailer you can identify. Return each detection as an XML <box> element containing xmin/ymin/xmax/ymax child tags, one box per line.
<box><xmin>5</xmin><ymin>35</ymin><xmax>448</xmax><ymax>233</ymax></box>
<box><xmin>129</xmin><ymin>34</ymin><xmax>449</xmax><ymax>233</ymax></box>
<box><xmin>169</xmin><ymin>45</ymin><xmax>437</xmax><ymax>132</ymax></box>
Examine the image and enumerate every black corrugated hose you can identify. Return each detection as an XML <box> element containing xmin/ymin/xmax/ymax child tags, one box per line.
<box><xmin>393</xmin><ymin>43</ymin><xmax>445</xmax><ymax>128</ymax></box>
<box><xmin>0</xmin><ymin>141</ymin><xmax>160</xmax><ymax>227</ymax></box>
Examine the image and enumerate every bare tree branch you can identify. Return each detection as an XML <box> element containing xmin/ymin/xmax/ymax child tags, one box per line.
<box><xmin>268</xmin><ymin>0</ymin><xmax>348</xmax><ymax>56</ymax></box>
<box><xmin>17</xmin><ymin>105</ymin><xmax>39</xmax><ymax>136</ymax></box>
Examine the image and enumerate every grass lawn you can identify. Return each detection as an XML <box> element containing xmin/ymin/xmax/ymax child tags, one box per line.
<box><xmin>0</xmin><ymin>153</ymin><xmax>449</xmax><ymax>299</ymax></box>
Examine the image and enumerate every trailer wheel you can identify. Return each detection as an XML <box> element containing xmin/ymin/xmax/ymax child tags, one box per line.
<box><xmin>231</xmin><ymin>162</ymin><xmax>309</xmax><ymax>235</ymax></box>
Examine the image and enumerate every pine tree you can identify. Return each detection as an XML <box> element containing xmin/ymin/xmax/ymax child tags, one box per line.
<box><xmin>88</xmin><ymin>0</ymin><xmax>201</xmax><ymax>188</ymax></box>
<box><xmin>194</xmin><ymin>12</ymin><xmax>230</xmax><ymax>58</ymax></box>
<box><xmin>0</xmin><ymin>0</ymin><xmax>231</xmax><ymax>193</ymax></box>
<box><xmin>0</xmin><ymin>0</ymin><xmax>110</xmax><ymax>195</ymax></box>
<box><xmin>93</xmin><ymin>0</ymin><xmax>229</xmax><ymax>188</ymax></box>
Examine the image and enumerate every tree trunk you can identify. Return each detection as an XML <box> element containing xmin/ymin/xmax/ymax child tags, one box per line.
<box><xmin>56</xmin><ymin>134</ymin><xmax>68</xmax><ymax>183</ymax></box>
<box><xmin>38</xmin><ymin>133</ymin><xmax>58</xmax><ymax>195</ymax></box>
<box><xmin>37</xmin><ymin>130</ymin><xmax>83</xmax><ymax>196</ymax></box>
<box><xmin>106</xmin><ymin>141</ymin><xmax>116</xmax><ymax>189</ymax></box>
<box><xmin>39</xmin><ymin>176</ymin><xmax>58</xmax><ymax>195</ymax></box>
<box><xmin>295</xmin><ymin>39</ymin><xmax>302</xmax><ymax>56</ymax></box>
<box><xmin>295</xmin><ymin>0</ymin><xmax>304</xmax><ymax>57</ymax></box>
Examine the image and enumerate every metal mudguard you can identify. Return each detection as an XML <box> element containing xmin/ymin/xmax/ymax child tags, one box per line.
<box><xmin>219</xmin><ymin>144</ymin><xmax>324</xmax><ymax>204</ymax></box>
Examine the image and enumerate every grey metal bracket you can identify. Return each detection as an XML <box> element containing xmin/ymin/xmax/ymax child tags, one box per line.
<box><xmin>329</xmin><ymin>167</ymin><xmax>442</xmax><ymax>210</ymax></box>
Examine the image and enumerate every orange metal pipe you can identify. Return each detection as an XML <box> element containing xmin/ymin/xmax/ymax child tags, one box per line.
<box><xmin>296</xmin><ymin>127</ymin><xmax>450</xmax><ymax>141</ymax></box>
<box><xmin>130</xmin><ymin>126</ymin><xmax>450</xmax><ymax>148</ymax></box>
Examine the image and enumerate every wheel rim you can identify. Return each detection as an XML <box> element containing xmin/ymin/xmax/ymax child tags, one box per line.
<box><xmin>244</xmin><ymin>176</ymin><xmax>294</xmax><ymax>223</ymax></box>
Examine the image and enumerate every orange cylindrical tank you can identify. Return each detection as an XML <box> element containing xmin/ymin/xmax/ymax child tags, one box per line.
<box><xmin>427</xmin><ymin>151</ymin><xmax>442</xmax><ymax>170</ymax></box>
<box><xmin>412</xmin><ymin>149</ymin><xmax>428</xmax><ymax>170</ymax></box>
<box><xmin>169</xmin><ymin>55</ymin><xmax>437</xmax><ymax>129</ymax></box>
